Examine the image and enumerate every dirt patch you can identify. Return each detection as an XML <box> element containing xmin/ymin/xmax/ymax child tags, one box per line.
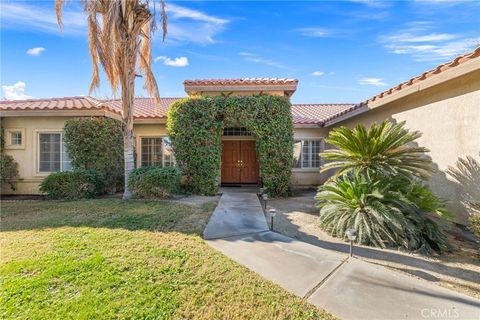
<box><xmin>269</xmin><ymin>190</ymin><xmax>480</xmax><ymax>299</ymax></box>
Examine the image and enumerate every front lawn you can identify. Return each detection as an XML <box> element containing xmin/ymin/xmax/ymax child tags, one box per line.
<box><xmin>0</xmin><ymin>199</ymin><xmax>333</xmax><ymax>319</ymax></box>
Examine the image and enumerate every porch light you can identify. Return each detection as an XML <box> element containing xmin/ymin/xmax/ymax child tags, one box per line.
<box><xmin>262</xmin><ymin>193</ymin><xmax>268</xmax><ymax>210</ymax></box>
<box><xmin>268</xmin><ymin>208</ymin><xmax>277</xmax><ymax>231</ymax></box>
<box><xmin>346</xmin><ymin>229</ymin><xmax>358</xmax><ymax>257</ymax></box>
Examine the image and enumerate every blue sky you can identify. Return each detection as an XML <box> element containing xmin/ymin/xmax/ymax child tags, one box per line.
<box><xmin>1</xmin><ymin>0</ymin><xmax>479</xmax><ymax>103</ymax></box>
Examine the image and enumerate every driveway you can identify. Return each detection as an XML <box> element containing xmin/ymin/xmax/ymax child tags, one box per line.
<box><xmin>204</xmin><ymin>190</ymin><xmax>480</xmax><ymax>320</ymax></box>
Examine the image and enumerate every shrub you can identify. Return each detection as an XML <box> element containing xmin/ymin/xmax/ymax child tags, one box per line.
<box><xmin>0</xmin><ymin>154</ymin><xmax>19</xmax><ymax>191</ymax></box>
<box><xmin>128</xmin><ymin>166</ymin><xmax>181</xmax><ymax>199</ymax></box>
<box><xmin>316</xmin><ymin>172</ymin><xmax>451</xmax><ymax>253</ymax></box>
<box><xmin>40</xmin><ymin>169</ymin><xmax>104</xmax><ymax>200</ymax></box>
<box><xmin>167</xmin><ymin>95</ymin><xmax>294</xmax><ymax>196</ymax></box>
<box><xmin>63</xmin><ymin>117</ymin><xmax>124</xmax><ymax>193</ymax></box>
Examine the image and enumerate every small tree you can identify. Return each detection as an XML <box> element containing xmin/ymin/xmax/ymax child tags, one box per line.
<box><xmin>0</xmin><ymin>125</ymin><xmax>19</xmax><ymax>191</ymax></box>
<box><xmin>55</xmin><ymin>0</ymin><xmax>167</xmax><ymax>199</ymax></box>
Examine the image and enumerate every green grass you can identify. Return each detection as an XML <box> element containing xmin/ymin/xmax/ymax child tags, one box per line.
<box><xmin>1</xmin><ymin>199</ymin><xmax>334</xmax><ymax>320</ymax></box>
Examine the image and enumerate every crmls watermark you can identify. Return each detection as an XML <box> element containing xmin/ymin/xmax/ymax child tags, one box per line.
<box><xmin>421</xmin><ymin>308</ymin><xmax>460</xmax><ymax>319</ymax></box>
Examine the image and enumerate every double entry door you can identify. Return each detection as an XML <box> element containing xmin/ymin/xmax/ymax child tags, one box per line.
<box><xmin>221</xmin><ymin>140</ymin><xmax>259</xmax><ymax>184</ymax></box>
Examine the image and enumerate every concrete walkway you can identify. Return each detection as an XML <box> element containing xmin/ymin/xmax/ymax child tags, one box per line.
<box><xmin>204</xmin><ymin>191</ymin><xmax>480</xmax><ymax>320</ymax></box>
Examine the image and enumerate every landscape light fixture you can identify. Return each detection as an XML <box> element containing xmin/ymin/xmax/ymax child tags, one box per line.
<box><xmin>259</xmin><ymin>187</ymin><xmax>264</xmax><ymax>195</ymax></box>
<box><xmin>346</xmin><ymin>229</ymin><xmax>358</xmax><ymax>257</ymax></box>
<box><xmin>268</xmin><ymin>208</ymin><xmax>277</xmax><ymax>231</ymax></box>
<box><xmin>262</xmin><ymin>193</ymin><xmax>268</xmax><ymax>210</ymax></box>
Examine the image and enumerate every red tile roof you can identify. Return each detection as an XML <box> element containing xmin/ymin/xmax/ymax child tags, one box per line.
<box><xmin>0</xmin><ymin>96</ymin><xmax>103</xmax><ymax>111</ymax></box>
<box><xmin>184</xmin><ymin>78</ymin><xmax>298</xmax><ymax>86</ymax></box>
<box><xmin>1</xmin><ymin>96</ymin><xmax>353</xmax><ymax>125</ymax></box>
<box><xmin>366</xmin><ymin>47</ymin><xmax>480</xmax><ymax>104</ymax></box>
<box><xmin>103</xmin><ymin>97</ymin><xmax>180</xmax><ymax>119</ymax></box>
<box><xmin>291</xmin><ymin>103</ymin><xmax>358</xmax><ymax>125</ymax></box>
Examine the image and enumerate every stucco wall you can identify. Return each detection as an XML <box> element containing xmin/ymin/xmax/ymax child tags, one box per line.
<box><xmin>291</xmin><ymin>127</ymin><xmax>331</xmax><ymax>187</ymax></box>
<box><xmin>1</xmin><ymin>116</ymin><xmax>71</xmax><ymax>194</ymax></box>
<box><xmin>333</xmin><ymin>70</ymin><xmax>480</xmax><ymax>224</ymax></box>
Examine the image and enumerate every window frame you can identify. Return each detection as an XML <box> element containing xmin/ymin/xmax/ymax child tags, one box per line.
<box><xmin>36</xmin><ymin>131</ymin><xmax>72</xmax><ymax>174</ymax></box>
<box><xmin>4</xmin><ymin>128</ymin><xmax>26</xmax><ymax>150</ymax></box>
<box><xmin>139</xmin><ymin>135</ymin><xmax>175</xmax><ymax>168</ymax></box>
<box><xmin>292</xmin><ymin>138</ymin><xmax>325</xmax><ymax>171</ymax></box>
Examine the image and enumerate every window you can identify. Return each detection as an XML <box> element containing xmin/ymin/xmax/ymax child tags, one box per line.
<box><xmin>223</xmin><ymin>127</ymin><xmax>252</xmax><ymax>136</ymax></box>
<box><xmin>38</xmin><ymin>133</ymin><xmax>72</xmax><ymax>172</ymax></box>
<box><xmin>4</xmin><ymin>128</ymin><xmax>25</xmax><ymax>149</ymax></box>
<box><xmin>293</xmin><ymin>139</ymin><xmax>324</xmax><ymax>169</ymax></box>
<box><xmin>141</xmin><ymin>137</ymin><xmax>175</xmax><ymax>167</ymax></box>
<box><xmin>11</xmin><ymin>131</ymin><xmax>22</xmax><ymax>145</ymax></box>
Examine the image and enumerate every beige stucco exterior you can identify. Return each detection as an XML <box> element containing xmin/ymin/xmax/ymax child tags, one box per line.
<box><xmin>1</xmin><ymin>116</ymin><xmax>71</xmax><ymax>194</ymax></box>
<box><xmin>1</xmin><ymin>117</ymin><xmax>325</xmax><ymax>194</ymax></box>
<box><xmin>331</xmin><ymin>69</ymin><xmax>480</xmax><ymax>224</ymax></box>
<box><xmin>2</xmin><ymin>68</ymin><xmax>479</xmax><ymax>224</ymax></box>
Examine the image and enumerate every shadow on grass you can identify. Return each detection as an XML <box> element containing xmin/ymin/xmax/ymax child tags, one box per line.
<box><xmin>0</xmin><ymin>198</ymin><xmax>218</xmax><ymax>236</ymax></box>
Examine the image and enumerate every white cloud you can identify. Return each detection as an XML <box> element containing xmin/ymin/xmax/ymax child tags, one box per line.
<box><xmin>26</xmin><ymin>47</ymin><xmax>45</xmax><ymax>56</ymax></box>
<box><xmin>165</xmin><ymin>3</ymin><xmax>229</xmax><ymax>45</ymax></box>
<box><xmin>0</xmin><ymin>2</ymin><xmax>86</xmax><ymax>35</ymax></box>
<box><xmin>0</xmin><ymin>2</ymin><xmax>229</xmax><ymax>45</ymax></box>
<box><xmin>312</xmin><ymin>71</ymin><xmax>325</xmax><ymax>76</ymax></box>
<box><xmin>358</xmin><ymin>78</ymin><xmax>388</xmax><ymax>86</ymax></box>
<box><xmin>380</xmin><ymin>23</ymin><xmax>479</xmax><ymax>61</ymax></box>
<box><xmin>154</xmin><ymin>56</ymin><xmax>189</xmax><ymax>67</ymax></box>
<box><xmin>167</xmin><ymin>4</ymin><xmax>229</xmax><ymax>25</ymax></box>
<box><xmin>295</xmin><ymin>27</ymin><xmax>331</xmax><ymax>38</ymax></box>
<box><xmin>238</xmin><ymin>52</ymin><xmax>287</xmax><ymax>69</ymax></box>
<box><xmin>350</xmin><ymin>0</ymin><xmax>392</xmax><ymax>8</ymax></box>
<box><xmin>2</xmin><ymin>81</ymin><xmax>33</xmax><ymax>100</ymax></box>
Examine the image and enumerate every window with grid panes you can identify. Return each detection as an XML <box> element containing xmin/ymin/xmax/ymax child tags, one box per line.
<box><xmin>293</xmin><ymin>139</ymin><xmax>323</xmax><ymax>169</ymax></box>
<box><xmin>141</xmin><ymin>137</ymin><xmax>175</xmax><ymax>167</ymax></box>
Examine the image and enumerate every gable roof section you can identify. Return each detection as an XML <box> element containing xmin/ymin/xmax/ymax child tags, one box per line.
<box><xmin>365</xmin><ymin>47</ymin><xmax>480</xmax><ymax>106</ymax></box>
<box><xmin>291</xmin><ymin>103</ymin><xmax>358</xmax><ymax>125</ymax></box>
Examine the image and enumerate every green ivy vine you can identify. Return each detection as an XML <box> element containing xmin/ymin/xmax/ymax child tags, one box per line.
<box><xmin>167</xmin><ymin>95</ymin><xmax>294</xmax><ymax>196</ymax></box>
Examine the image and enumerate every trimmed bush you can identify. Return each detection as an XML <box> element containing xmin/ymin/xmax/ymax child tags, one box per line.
<box><xmin>63</xmin><ymin>117</ymin><xmax>124</xmax><ymax>193</ymax></box>
<box><xmin>40</xmin><ymin>169</ymin><xmax>104</xmax><ymax>200</ymax></box>
<box><xmin>128</xmin><ymin>166</ymin><xmax>181</xmax><ymax>199</ymax></box>
<box><xmin>167</xmin><ymin>95</ymin><xmax>294</xmax><ymax>196</ymax></box>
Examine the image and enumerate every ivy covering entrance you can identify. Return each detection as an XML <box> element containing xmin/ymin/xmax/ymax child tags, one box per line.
<box><xmin>167</xmin><ymin>95</ymin><xmax>294</xmax><ymax>196</ymax></box>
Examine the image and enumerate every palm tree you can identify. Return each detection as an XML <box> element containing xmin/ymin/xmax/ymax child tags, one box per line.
<box><xmin>321</xmin><ymin>121</ymin><xmax>433</xmax><ymax>180</ymax></box>
<box><xmin>55</xmin><ymin>0</ymin><xmax>167</xmax><ymax>199</ymax></box>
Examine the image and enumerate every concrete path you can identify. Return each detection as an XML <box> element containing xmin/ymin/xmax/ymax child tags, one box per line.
<box><xmin>203</xmin><ymin>191</ymin><xmax>269</xmax><ymax>239</ymax></box>
<box><xmin>204</xmin><ymin>191</ymin><xmax>480</xmax><ymax>320</ymax></box>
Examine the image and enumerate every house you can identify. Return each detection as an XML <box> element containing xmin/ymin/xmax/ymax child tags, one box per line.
<box><xmin>1</xmin><ymin>48</ymin><xmax>479</xmax><ymax>223</ymax></box>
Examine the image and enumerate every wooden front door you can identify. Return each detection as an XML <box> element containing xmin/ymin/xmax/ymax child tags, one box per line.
<box><xmin>221</xmin><ymin>140</ymin><xmax>259</xmax><ymax>184</ymax></box>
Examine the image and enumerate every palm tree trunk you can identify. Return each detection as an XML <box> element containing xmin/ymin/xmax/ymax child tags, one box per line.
<box><xmin>121</xmin><ymin>44</ymin><xmax>137</xmax><ymax>200</ymax></box>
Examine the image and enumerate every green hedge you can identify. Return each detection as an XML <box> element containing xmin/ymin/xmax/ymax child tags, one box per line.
<box><xmin>63</xmin><ymin>117</ymin><xmax>124</xmax><ymax>193</ymax></box>
<box><xmin>128</xmin><ymin>166</ymin><xmax>181</xmax><ymax>199</ymax></box>
<box><xmin>40</xmin><ymin>169</ymin><xmax>104</xmax><ymax>200</ymax></box>
<box><xmin>167</xmin><ymin>95</ymin><xmax>294</xmax><ymax>196</ymax></box>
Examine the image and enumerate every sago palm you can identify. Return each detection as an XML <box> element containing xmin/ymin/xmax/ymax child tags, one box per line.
<box><xmin>321</xmin><ymin>121</ymin><xmax>433</xmax><ymax>179</ymax></box>
<box><xmin>55</xmin><ymin>0</ymin><xmax>167</xmax><ymax>199</ymax></box>
<box><xmin>315</xmin><ymin>171</ymin><xmax>413</xmax><ymax>249</ymax></box>
<box><xmin>316</xmin><ymin>172</ymin><xmax>451</xmax><ymax>253</ymax></box>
